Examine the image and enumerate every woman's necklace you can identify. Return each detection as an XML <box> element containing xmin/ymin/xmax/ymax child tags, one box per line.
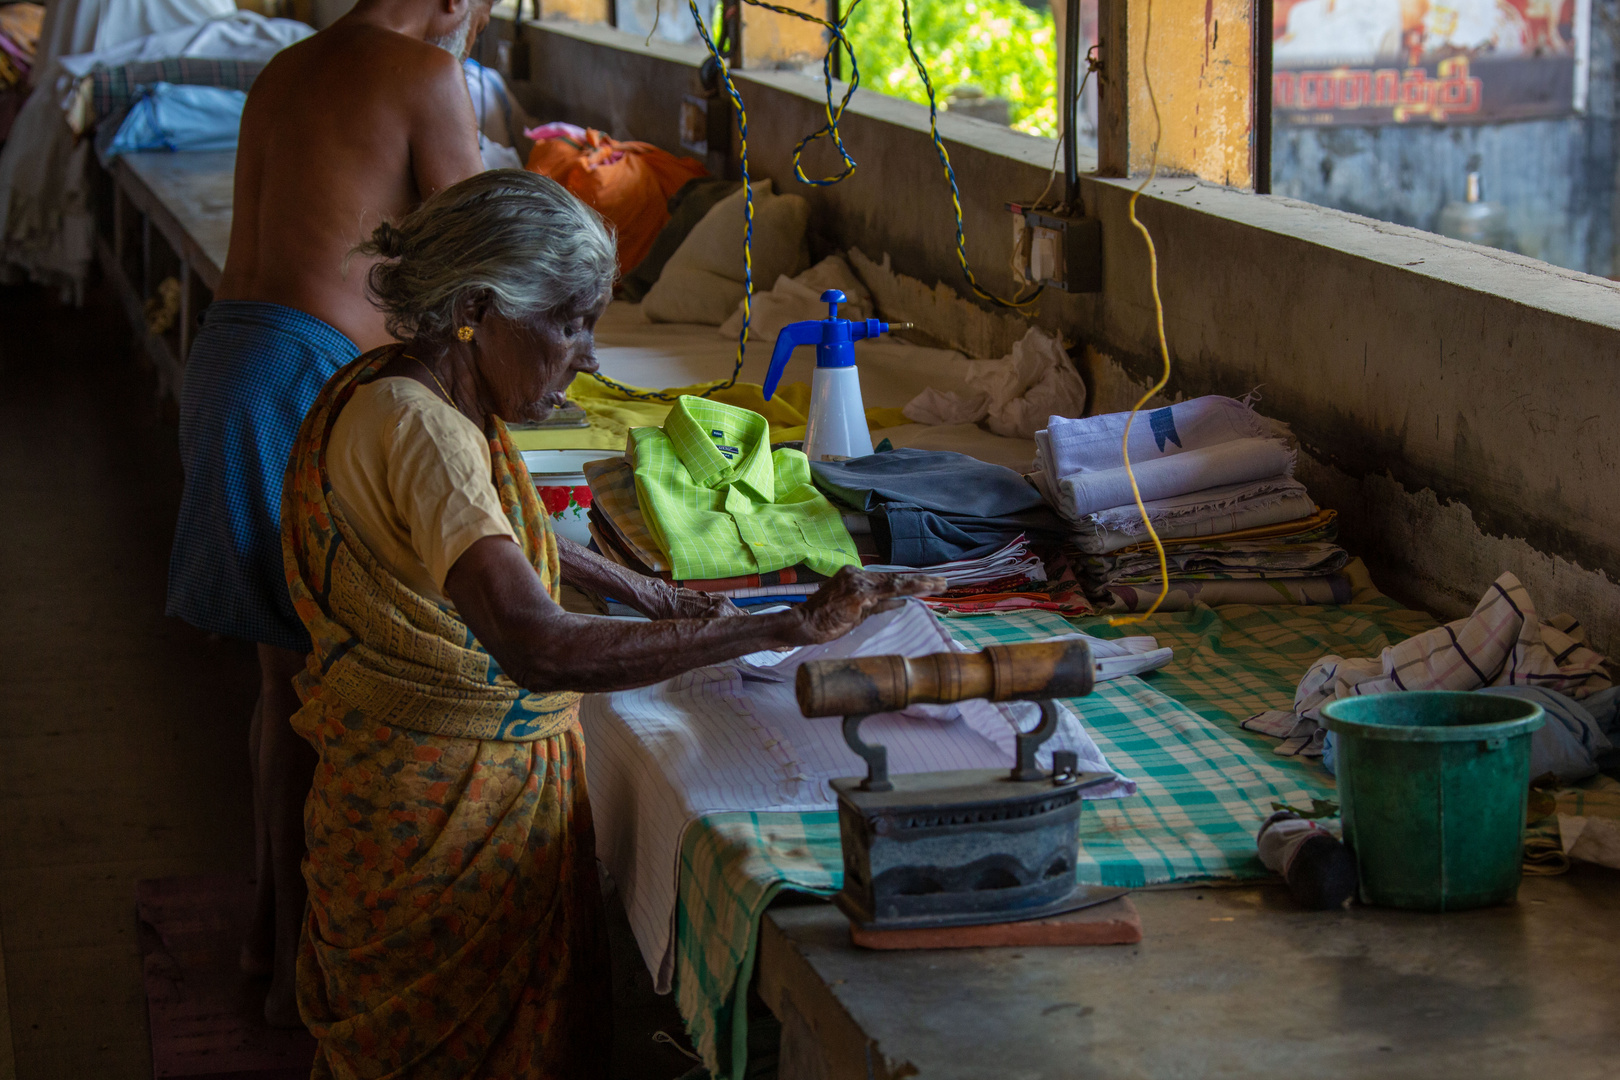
<box><xmin>402</xmin><ymin>353</ymin><xmax>454</xmax><ymax>406</ymax></box>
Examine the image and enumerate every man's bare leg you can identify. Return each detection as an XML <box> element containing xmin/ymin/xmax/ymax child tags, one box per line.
<box><xmin>242</xmin><ymin>692</ymin><xmax>274</xmax><ymax>977</ymax></box>
<box><xmin>256</xmin><ymin>643</ymin><xmax>317</xmax><ymax>1028</ymax></box>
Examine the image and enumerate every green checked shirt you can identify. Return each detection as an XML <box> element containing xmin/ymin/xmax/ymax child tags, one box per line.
<box><xmin>628</xmin><ymin>396</ymin><xmax>859</xmax><ymax>580</ymax></box>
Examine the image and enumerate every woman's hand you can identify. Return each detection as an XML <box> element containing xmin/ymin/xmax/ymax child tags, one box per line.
<box><xmin>786</xmin><ymin>566</ymin><xmax>947</xmax><ymax>646</ymax></box>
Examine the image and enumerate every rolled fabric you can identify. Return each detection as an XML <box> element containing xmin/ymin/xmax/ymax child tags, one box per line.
<box><xmin>1057</xmin><ymin>437</ymin><xmax>1295</xmax><ymax>518</ymax></box>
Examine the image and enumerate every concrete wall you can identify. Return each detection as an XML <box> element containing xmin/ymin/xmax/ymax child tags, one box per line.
<box><xmin>516</xmin><ymin>19</ymin><xmax>1620</xmax><ymax>649</ymax></box>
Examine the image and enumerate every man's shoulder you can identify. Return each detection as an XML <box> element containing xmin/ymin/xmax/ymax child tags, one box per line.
<box><xmin>261</xmin><ymin>22</ymin><xmax>463</xmax><ymax>97</ymax></box>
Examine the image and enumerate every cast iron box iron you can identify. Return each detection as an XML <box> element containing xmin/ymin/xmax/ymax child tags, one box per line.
<box><xmin>797</xmin><ymin>641</ymin><xmax>1123</xmax><ymax>931</ymax></box>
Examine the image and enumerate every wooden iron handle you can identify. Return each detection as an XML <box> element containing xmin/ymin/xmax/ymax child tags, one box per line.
<box><xmin>794</xmin><ymin>639</ymin><xmax>1095</xmax><ymax>718</ymax></box>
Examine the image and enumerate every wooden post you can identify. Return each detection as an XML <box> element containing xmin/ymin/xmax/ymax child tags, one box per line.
<box><xmin>538</xmin><ymin>0</ymin><xmax>611</xmax><ymax>23</ymax></box>
<box><xmin>1097</xmin><ymin>0</ymin><xmax>1255</xmax><ymax>187</ymax></box>
<box><xmin>1096</xmin><ymin>0</ymin><xmax>1128</xmax><ymax>177</ymax></box>
<box><xmin>738</xmin><ymin>0</ymin><xmax>828</xmax><ymax>70</ymax></box>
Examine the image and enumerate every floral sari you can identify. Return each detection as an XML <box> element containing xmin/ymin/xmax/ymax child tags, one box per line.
<box><xmin>281</xmin><ymin>346</ymin><xmax>610</xmax><ymax>1079</ymax></box>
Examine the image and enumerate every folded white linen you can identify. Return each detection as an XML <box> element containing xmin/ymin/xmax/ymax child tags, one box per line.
<box><xmin>1042</xmin><ymin>633</ymin><xmax>1175</xmax><ymax>680</ymax></box>
<box><xmin>1040</xmin><ymin>395</ymin><xmax>1271</xmax><ymax>477</ymax></box>
<box><xmin>1056</xmin><ymin>438</ymin><xmax>1296</xmax><ymax>519</ymax></box>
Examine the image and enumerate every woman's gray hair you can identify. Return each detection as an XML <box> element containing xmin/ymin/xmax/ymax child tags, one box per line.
<box><xmin>354</xmin><ymin>170</ymin><xmax>617</xmax><ymax>342</ymax></box>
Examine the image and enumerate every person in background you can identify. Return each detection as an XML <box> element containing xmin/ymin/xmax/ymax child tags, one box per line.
<box><xmin>165</xmin><ymin>0</ymin><xmax>492</xmax><ymax>1025</ymax></box>
<box><xmin>282</xmin><ymin>169</ymin><xmax>939</xmax><ymax>1076</ymax></box>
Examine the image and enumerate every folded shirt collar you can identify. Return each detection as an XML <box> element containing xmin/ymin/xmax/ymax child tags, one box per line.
<box><xmin>664</xmin><ymin>395</ymin><xmax>774</xmax><ymax>494</ymax></box>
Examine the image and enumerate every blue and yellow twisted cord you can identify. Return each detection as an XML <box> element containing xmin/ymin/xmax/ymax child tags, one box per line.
<box><xmin>592</xmin><ymin>0</ymin><xmax>1040</xmax><ymax>401</ymax></box>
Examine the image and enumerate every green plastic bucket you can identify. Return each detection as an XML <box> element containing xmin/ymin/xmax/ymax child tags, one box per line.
<box><xmin>1322</xmin><ymin>692</ymin><xmax>1544</xmax><ymax>911</ymax></box>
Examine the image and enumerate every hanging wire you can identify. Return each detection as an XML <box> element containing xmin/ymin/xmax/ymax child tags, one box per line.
<box><xmin>590</xmin><ymin>0</ymin><xmax>1047</xmax><ymax>400</ymax></box>
<box><xmin>1029</xmin><ymin>43</ymin><xmax>1100</xmax><ymax>214</ymax></box>
<box><xmin>588</xmin><ymin>0</ymin><xmax>863</xmax><ymax>403</ymax></box>
<box><xmin>898</xmin><ymin>0</ymin><xmax>1043</xmax><ymax>310</ymax></box>
<box><xmin>1106</xmin><ymin>0</ymin><xmax>1172</xmax><ymax>626</ymax></box>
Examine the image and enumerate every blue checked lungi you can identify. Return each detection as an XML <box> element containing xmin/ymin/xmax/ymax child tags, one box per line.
<box><xmin>167</xmin><ymin>301</ymin><xmax>360</xmax><ymax>651</ymax></box>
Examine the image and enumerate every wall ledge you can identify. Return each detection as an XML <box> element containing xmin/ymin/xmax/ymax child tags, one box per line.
<box><xmin>520</xmin><ymin>18</ymin><xmax>1092</xmax><ymax>172</ymax></box>
<box><xmin>1093</xmin><ymin>176</ymin><xmax>1620</xmax><ymax>332</ymax></box>
<box><xmin>525</xmin><ymin>17</ymin><xmax>1620</xmax><ymax>334</ymax></box>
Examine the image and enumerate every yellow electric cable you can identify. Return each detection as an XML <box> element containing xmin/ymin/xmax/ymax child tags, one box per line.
<box><xmin>1106</xmin><ymin>0</ymin><xmax>1172</xmax><ymax>627</ymax></box>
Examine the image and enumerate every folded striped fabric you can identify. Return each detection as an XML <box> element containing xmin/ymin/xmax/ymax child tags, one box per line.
<box><xmin>583</xmin><ymin>456</ymin><xmax>669</xmax><ymax>572</ymax></box>
<box><xmin>1077</xmin><ymin>541</ymin><xmax>1350</xmax><ymax>588</ymax></box>
<box><xmin>1104</xmin><ymin>509</ymin><xmax>1338</xmax><ymax>555</ymax></box>
<box><xmin>1043</xmin><ymin>477</ymin><xmax>1316</xmax><ymax>553</ymax></box>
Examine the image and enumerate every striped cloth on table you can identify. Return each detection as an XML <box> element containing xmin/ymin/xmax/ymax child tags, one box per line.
<box><xmin>672</xmin><ymin>606</ymin><xmax>1361</xmax><ymax>1079</ymax></box>
<box><xmin>1292</xmin><ymin>571</ymin><xmax>1610</xmax><ymax>717</ymax></box>
<box><xmin>584</xmin><ymin>456</ymin><xmax>669</xmax><ymax>572</ymax></box>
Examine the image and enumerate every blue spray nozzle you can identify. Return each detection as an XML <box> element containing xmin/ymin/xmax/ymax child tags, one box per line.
<box><xmin>762</xmin><ymin>292</ymin><xmax>893</xmax><ymax>400</ymax></box>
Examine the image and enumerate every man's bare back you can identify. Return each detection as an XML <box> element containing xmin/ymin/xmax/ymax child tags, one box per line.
<box><xmin>217</xmin><ymin>0</ymin><xmax>489</xmax><ymax>352</ymax></box>
<box><xmin>200</xmin><ymin>0</ymin><xmax>490</xmax><ymax>1030</ymax></box>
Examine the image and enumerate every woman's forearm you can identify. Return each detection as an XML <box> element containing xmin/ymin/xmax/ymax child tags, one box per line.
<box><xmin>555</xmin><ymin>535</ymin><xmax>676</xmax><ymax>616</ymax></box>
<box><xmin>449</xmin><ymin>535</ymin><xmax>797</xmax><ymax>693</ymax></box>
<box><xmin>504</xmin><ymin>607</ymin><xmax>799</xmax><ymax>693</ymax></box>
<box><xmin>448</xmin><ymin>536</ymin><xmax>939</xmax><ymax>698</ymax></box>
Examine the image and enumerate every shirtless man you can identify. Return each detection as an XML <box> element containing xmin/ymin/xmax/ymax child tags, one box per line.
<box><xmin>166</xmin><ymin>0</ymin><xmax>490</xmax><ymax>1026</ymax></box>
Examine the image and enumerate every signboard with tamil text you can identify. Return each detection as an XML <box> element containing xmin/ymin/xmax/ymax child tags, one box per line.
<box><xmin>1272</xmin><ymin>0</ymin><xmax>1589</xmax><ymax>125</ymax></box>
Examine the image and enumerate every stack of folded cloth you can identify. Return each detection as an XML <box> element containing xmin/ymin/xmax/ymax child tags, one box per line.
<box><xmin>1030</xmin><ymin>396</ymin><xmax>1351</xmax><ymax>612</ymax></box>
<box><xmin>0</xmin><ymin>4</ymin><xmax>41</xmax><ymax>94</ymax></box>
<box><xmin>809</xmin><ymin>448</ymin><xmax>1092</xmax><ymax>614</ymax></box>
<box><xmin>583</xmin><ymin>455</ymin><xmax>834</xmax><ymax>604</ymax></box>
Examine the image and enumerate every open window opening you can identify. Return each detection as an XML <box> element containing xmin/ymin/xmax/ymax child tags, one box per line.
<box><xmin>1268</xmin><ymin>0</ymin><xmax>1607</xmax><ymax>276</ymax></box>
<box><xmin>833</xmin><ymin>0</ymin><xmax>1078</xmax><ymax>140</ymax></box>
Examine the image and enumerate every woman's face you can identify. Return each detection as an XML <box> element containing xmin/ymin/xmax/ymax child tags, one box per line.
<box><xmin>472</xmin><ymin>293</ymin><xmax>607</xmax><ymax>425</ymax></box>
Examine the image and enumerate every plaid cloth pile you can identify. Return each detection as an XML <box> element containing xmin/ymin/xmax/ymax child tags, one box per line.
<box><xmin>671</xmin><ymin>598</ymin><xmax>1439</xmax><ymax>1077</ymax></box>
<box><xmin>67</xmin><ymin>58</ymin><xmax>265</xmax><ymax>135</ymax></box>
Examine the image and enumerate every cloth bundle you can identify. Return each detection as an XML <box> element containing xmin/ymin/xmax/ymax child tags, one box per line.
<box><xmin>1031</xmin><ymin>396</ymin><xmax>1350</xmax><ymax>611</ymax></box>
<box><xmin>0</xmin><ymin>4</ymin><xmax>43</xmax><ymax>91</ymax></box>
<box><xmin>809</xmin><ymin>447</ymin><xmax>1091</xmax><ymax>615</ymax></box>
<box><xmin>1242</xmin><ymin>572</ymin><xmax>1615</xmax><ymax>780</ymax></box>
<box><xmin>101</xmin><ymin>80</ymin><xmax>244</xmax><ymax>159</ymax></box>
<box><xmin>525</xmin><ymin>125</ymin><xmax>708</xmax><ymax>276</ymax></box>
<box><xmin>0</xmin><ymin>9</ymin><xmax>311</xmax><ymax>293</ymax></box>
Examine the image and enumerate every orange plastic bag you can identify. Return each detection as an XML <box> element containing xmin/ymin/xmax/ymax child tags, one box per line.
<box><xmin>526</xmin><ymin>128</ymin><xmax>708</xmax><ymax>276</ymax></box>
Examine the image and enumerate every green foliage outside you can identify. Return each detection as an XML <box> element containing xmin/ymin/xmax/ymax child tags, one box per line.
<box><xmin>841</xmin><ymin>0</ymin><xmax>1057</xmax><ymax>138</ymax></box>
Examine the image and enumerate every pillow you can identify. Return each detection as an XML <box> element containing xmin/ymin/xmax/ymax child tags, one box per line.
<box><xmin>716</xmin><ymin>253</ymin><xmax>874</xmax><ymax>341</ymax></box>
<box><xmin>619</xmin><ymin>177</ymin><xmax>740</xmax><ymax>302</ymax></box>
<box><xmin>641</xmin><ymin>179</ymin><xmax>811</xmax><ymax>325</ymax></box>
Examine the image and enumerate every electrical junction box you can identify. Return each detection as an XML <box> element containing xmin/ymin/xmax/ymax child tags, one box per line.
<box><xmin>1007</xmin><ymin>203</ymin><xmax>1102</xmax><ymax>294</ymax></box>
<box><xmin>680</xmin><ymin>94</ymin><xmax>733</xmax><ymax>156</ymax></box>
<box><xmin>680</xmin><ymin>92</ymin><xmax>732</xmax><ymax>178</ymax></box>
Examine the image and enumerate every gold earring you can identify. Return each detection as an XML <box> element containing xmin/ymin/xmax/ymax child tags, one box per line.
<box><xmin>457</xmin><ymin>326</ymin><xmax>474</xmax><ymax>342</ymax></box>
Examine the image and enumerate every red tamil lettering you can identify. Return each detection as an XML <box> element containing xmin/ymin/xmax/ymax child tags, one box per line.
<box><xmin>1273</xmin><ymin>71</ymin><xmax>1297</xmax><ymax>107</ymax></box>
<box><xmin>1337</xmin><ymin>70</ymin><xmax>1373</xmax><ymax>109</ymax></box>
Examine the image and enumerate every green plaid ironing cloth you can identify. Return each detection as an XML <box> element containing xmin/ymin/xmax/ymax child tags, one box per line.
<box><xmin>674</xmin><ymin>600</ymin><xmax>1436</xmax><ymax>1077</ymax></box>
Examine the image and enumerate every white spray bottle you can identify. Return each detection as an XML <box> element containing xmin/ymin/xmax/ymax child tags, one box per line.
<box><xmin>762</xmin><ymin>289</ymin><xmax>901</xmax><ymax>462</ymax></box>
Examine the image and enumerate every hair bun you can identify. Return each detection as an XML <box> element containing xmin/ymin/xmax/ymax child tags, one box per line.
<box><xmin>369</xmin><ymin>221</ymin><xmax>409</xmax><ymax>260</ymax></box>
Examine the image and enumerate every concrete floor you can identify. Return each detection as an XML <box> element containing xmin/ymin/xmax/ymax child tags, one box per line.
<box><xmin>0</xmin><ymin>281</ymin><xmax>696</xmax><ymax>1080</ymax></box>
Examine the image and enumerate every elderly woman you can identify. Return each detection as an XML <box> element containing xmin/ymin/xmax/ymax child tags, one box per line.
<box><xmin>281</xmin><ymin>169</ymin><xmax>936</xmax><ymax>1078</ymax></box>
